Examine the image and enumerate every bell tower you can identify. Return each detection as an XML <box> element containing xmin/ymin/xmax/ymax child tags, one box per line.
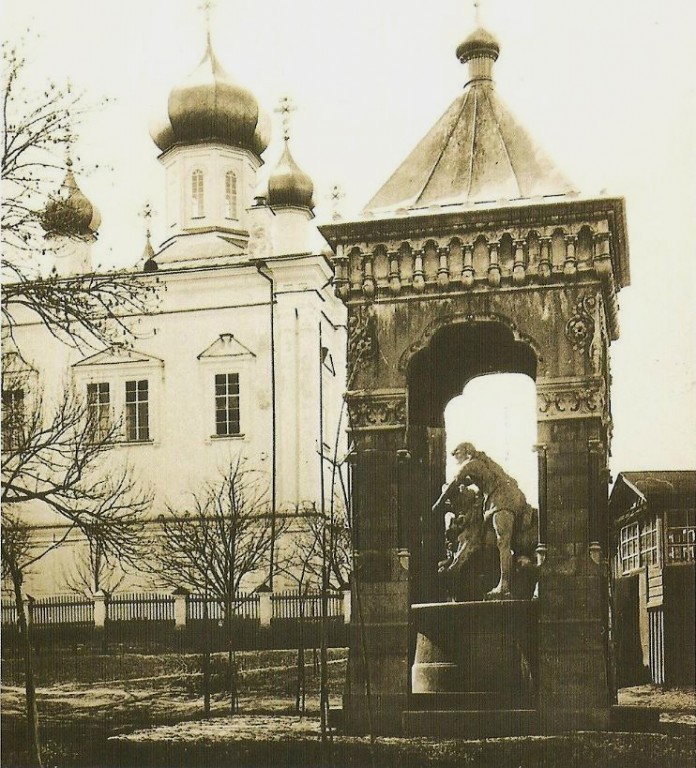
<box><xmin>321</xmin><ymin>23</ymin><xmax>629</xmax><ymax>737</ymax></box>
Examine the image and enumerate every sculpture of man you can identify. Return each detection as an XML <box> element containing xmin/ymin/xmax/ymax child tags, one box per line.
<box><xmin>433</xmin><ymin>442</ymin><xmax>534</xmax><ymax>599</ymax></box>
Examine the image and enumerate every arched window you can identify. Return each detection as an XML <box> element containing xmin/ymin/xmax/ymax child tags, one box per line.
<box><xmin>225</xmin><ymin>170</ymin><xmax>238</xmax><ymax>219</ymax></box>
<box><xmin>191</xmin><ymin>169</ymin><xmax>204</xmax><ymax>218</ymax></box>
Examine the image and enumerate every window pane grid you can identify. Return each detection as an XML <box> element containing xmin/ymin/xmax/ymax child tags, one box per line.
<box><xmin>2</xmin><ymin>388</ymin><xmax>25</xmax><ymax>451</ymax></box>
<box><xmin>125</xmin><ymin>379</ymin><xmax>149</xmax><ymax>442</ymax></box>
<box><xmin>192</xmin><ymin>169</ymin><xmax>204</xmax><ymax>218</ymax></box>
<box><xmin>87</xmin><ymin>382</ymin><xmax>110</xmax><ymax>441</ymax></box>
<box><xmin>214</xmin><ymin>373</ymin><xmax>240</xmax><ymax>436</ymax></box>
<box><xmin>225</xmin><ymin>171</ymin><xmax>238</xmax><ymax>219</ymax></box>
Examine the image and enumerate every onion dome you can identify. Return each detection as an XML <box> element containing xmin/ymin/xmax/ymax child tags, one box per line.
<box><xmin>456</xmin><ymin>27</ymin><xmax>500</xmax><ymax>64</ymax></box>
<box><xmin>41</xmin><ymin>160</ymin><xmax>101</xmax><ymax>239</ymax></box>
<box><xmin>150</xmin><ymin>34</ymin><xmax>269</xmax><ymax>157</ymax></box>
<box><xmin>267</xmin><ymin>140</ymin><xmax>314</xmax><ymax>210</ymax></box>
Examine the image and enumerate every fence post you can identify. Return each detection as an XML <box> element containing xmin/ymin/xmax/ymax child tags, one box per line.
<box><xmin>259</xmin><ymin>590</ymin><xmax>272</xmax><ymax>628</ymax></box>
<box><xmin>173</xmin><ymin>587</ymin><xmax>189</xmax><ymax>630</ymax></box>
<box><xmin>93</xmin><ymin>590</ymin><xmax>107</xmax><ymax>628</ymax></box>
<box><xmin>342</xmin><ymin>589</ymin><xmax>351</xmax><ymax>624</ymax></box>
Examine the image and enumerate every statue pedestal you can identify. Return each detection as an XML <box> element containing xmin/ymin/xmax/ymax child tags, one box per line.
<box><xmin>406</xmin><ymin>600</ymin><xmax>539</xmax><ymax>736</ymax></box>
<box><xmin>412</xmin><ymin>599</ymin><xmax>537</xmax><ymax>698</ymax></box>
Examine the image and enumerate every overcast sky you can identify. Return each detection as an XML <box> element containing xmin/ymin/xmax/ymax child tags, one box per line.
<box><xmin>5</xmin><ymin>0</ymin><xmax>696</xmax><ymax>483</ymax></box>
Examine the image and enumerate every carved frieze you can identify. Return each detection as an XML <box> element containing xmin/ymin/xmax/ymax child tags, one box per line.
<box><xmin>347</xmin><ymin>389</ymin><xmax>407</xmax><ymax>431</ymax></box>
<box><xmin>537</xmin><ymin>377</ymin><xmax>608</xmax><ymax>423</ymax></box>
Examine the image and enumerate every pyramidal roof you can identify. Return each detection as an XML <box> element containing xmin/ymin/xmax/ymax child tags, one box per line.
<box><xmin>364</xmin><ymin>28</ymin><xmax>574</xmax><ymax>214</ymax></box>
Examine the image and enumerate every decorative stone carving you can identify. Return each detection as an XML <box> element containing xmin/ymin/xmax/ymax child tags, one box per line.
<box><xmin>537</xmin><ymin>377</ymin><xmax>607</xmax><ymax>422</ymax></box>
<box><xmin>565</xmin><ymin>294</ymin><xmax>597</xmax><ymax>353</ymax></box>
<box><xmin>347</xmin><ymin>305</ymin><xmax>377</xmax><ymax>367</ymax></box>
<box><xmin>347</xmin><ymin>389</ymin><xmax>407</xmax><ymax>430</ymax></box>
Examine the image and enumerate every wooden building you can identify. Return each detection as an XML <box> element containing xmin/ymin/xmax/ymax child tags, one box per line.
<box><xmin>609</xmin><ymin>471</ymin><xmax>695</xmax><ymax>688</ymax></box>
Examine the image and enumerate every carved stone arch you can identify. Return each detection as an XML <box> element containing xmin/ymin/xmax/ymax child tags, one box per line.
<box><xmin>348</xmin><ymin>245</ymin><xmax>363</xmax><ymax>291</ymax></box>
<box><xmin>499</xmin><ymin>232</ymin><xmax>514</xmax><ymax>275</ymax></box>
<box><xmin>397</xmin><ymin>310</ymin><xmax>543</xmax><ymax>375</ymax></box>
<box><xmin>472</xmin><ymin>233</ymin><xmax>489</xmax><ymax>278</ymax></box>
<box><xmin>526</xmin><ymin>229</ymin><xmax>541</xmax><ymax>270</ymax></box>
<box><xmin>398</xmin><ymin>240</ymin><xmax>414</xmax><ymax>283</ymax></box>
<box><xmin>576</xmin><ymin>224</ymin><xmax>594</xmax><ymax>265</ymax></box>
<box><xmin>373</xmin><ymin>243</ymin><xmax>390</xmax><ymax>285</ymax></box>
<box><xmin>448</xmin><ymin>236</ymin><xmax>464</xmax><ymax>277</ymax></box>
<box><xmin>550</xmin><ymin>227</ymin><xmax>567</xmax><ymax>271</ymax></box>
<box><xmin>422</xmin><ymin>239</ymin><xmax>439</xmax><ymax>283</ymax></box>
<box><xmin>405</xmin><ymin>317</ymin><xmax>539</xmax><ymax>429</ymax></box>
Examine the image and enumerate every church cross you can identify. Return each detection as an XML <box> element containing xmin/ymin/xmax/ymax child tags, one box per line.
<box><xmin>274</xmin><ymin>96</ymin><xmax>296</xmax><ymax>142</ymax></box>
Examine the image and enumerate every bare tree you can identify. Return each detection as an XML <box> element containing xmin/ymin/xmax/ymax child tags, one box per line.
<box><xmin>2</xmin><ymin>38</ymin><xmax>159</xmax><ymax>351</ymax></box>
<box><xmin>61</xmin><ymin>536</ymin><xmax>127</xmax><ymax>597</ymax></box>
<box><xmin>1</xmin><ymin>361</ymin><xmax>151</xmax><ymax>768</ymax></box>
<box><xmin>151</xmin><ymin>458</ymin><xmax>283</xmax><ymax>713</ymax></box>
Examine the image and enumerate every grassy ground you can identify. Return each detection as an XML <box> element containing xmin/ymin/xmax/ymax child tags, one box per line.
<box><xmin>2</xmin><ymin>649</ymin><xmax>694</xmax><ymax>767</ymax></box>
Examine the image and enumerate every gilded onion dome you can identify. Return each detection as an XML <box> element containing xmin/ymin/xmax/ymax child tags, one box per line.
<box><xmin>150</xmin><ymin>34</ymin><xmax>269</xmax><ymax>157</ymax></box>
<box><xmin>41</xmin><ymin>160</ymin><xmax>101</xmax><ymax>239</ymax></box>
<box><xmin>267</xmin><ymin>140</ymin><xmax>314</xmax><ymax>210</ymax></box>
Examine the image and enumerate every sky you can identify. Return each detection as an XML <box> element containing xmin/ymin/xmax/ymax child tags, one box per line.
<box><xmin>4</xmin><ymin>0</ymin><xmax>696</xmax><ymax>488</ymax></box>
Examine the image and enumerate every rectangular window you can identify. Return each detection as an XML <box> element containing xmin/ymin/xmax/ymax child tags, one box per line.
<box><xmin>86</xmin><ymin>382</ymin><xmax>110</xmax><ymax>441</ymax></box>
<box><xmin>619</xmin><ymin>522</ymin><xmax>640</xmax><ymax>574</ymax></box>
<box><xmin>2</xmin><ymin>388</ymin><xmax>25</xmax><ymax>451</ymax></box>
<box><xmin>640</xmin><ymin>518</ymin><xmax>659</xmax><ymax>567</ymax></box>
<box><xmin>665</xmin><ymin>509</ymin><xmax>696</xmax><ymax>563</ymax></box>
<box><xmin>225</xmin><ymin>171</ymin><xmax>237</xmax><ymax>219</ymax></box>
<box><xmin>191</xmin><ymin>169</ymin><xmax>204</xmax><ymax>218</ymax></box>
<box><xmin>125</xmin><ymin>380</ymin><xmax>149</xmax><ymax>442</ymax></box>
<box><xmin>215</xmin><ymin>373</ymin><xmax>240</xmax><ymax>436</ymax></box>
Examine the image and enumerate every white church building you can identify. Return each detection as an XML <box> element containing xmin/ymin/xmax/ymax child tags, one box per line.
<box><xmin>5</xmin><ymin>31</ymin><xmax>347</xmax><ymax>596</ymax></box>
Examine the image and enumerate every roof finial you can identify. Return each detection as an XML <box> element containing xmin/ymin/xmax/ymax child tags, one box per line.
<box><xmin>474</xmin><ymin>0</ymin><xmax>482</xmax><ymax>26</ymax></box>
<box><xmin>274</xmin><ymin>95</ymin><xmax>296</xmax><ymax>142</ymax></box>
<box><xmin>65</xmin><ymin>79</ymin><xmax>74</xmax><ymax>168</ymax></box>
<box><xmin>329</xmin><ymin>184</ymin><xmax>344</xmax><ymax>222</ymax></box>
<box><xmin>198</xmin><ymin>0</ymin><xmax>216</xmax><ymax>50</ymax></box>
<box><xmin>140</xmin><ymin>201</ymin><xmax>154</xmax><ymax>241</ymax></box>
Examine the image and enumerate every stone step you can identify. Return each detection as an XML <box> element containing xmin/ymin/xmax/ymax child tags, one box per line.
<box><xmin>403</xmin><ymin>708</ymin><xmax>539</xmax><ymax>738</ymax></box>
<box><xmin>410</xmin><ymin>692</ymin><xmax>535</xmax><ymax>711</ymax></box>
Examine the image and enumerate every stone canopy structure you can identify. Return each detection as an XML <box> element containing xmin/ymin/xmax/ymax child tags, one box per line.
<box><xmin>321</xmin><ymin>25</ymin><xmax>629</xmax><ymax>737</ymax></box>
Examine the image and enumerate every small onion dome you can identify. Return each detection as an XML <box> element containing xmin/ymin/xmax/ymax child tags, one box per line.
<box><xmin>267</xmin><ymin>141</ymin><xmax>314</xmax><ymax>210</ymax></box>
<box><xmin>41</xmin><ymin>162</ymin><xmax>101</xmax><ymax>239</ymax></box>
<box><xmin>456</xmin><ymin>27</ymin><xmax>500</xmax><ymax>63</ymax></box>
<box><xmin>150</xmin><ymin>35</ymin><xmax>269</xmax><ymax>157</ymax></box>
<box><xmin>142</xmin><ymin>234</ymin><xmax>158</xmax><ymax>272</ymax></box>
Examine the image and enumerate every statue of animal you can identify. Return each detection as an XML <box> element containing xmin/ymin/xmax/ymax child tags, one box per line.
<box><xmin>433</xmin><ymin>442</ymin><xmax>538</xmax><ymax>599</ymax></box>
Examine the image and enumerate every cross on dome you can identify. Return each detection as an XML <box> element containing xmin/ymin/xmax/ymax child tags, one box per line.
<box><xmin>274</xmin><ymin>96</ymin><xmax>296</xmax><ymax>142</ymax></box>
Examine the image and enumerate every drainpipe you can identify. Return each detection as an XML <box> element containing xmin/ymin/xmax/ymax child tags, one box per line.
<box><xmin>252</xmin><ymin>260</ymin><xmax>277</xmax><ymax>590</ymax></box>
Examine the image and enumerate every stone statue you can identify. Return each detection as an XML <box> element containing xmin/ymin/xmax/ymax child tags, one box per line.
<box><xmin>433</xmin><ymin>442</ymin><xmax>538</xmax><ymax>600</ymax></box>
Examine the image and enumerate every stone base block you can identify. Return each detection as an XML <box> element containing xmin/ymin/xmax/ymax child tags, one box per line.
<box><xmin>342</xmin><ymin>692</ymin><xmax>408</xmax><ymax>736</ymax></box>
<box><xmin>403</xmin><ymin>708</ymin><xmax>539</xmax><ymax>738</ymax></box>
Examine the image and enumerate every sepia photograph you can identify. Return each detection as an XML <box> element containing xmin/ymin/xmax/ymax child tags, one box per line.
<box><xmin>2</xmin><ymin>0</ymin><xmax>694</xmax><ymax>765</ymax></box>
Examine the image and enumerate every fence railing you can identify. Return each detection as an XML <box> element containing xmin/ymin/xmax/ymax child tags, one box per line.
<box><xmin>272</xmin><ymin>591</ymin><xmax>342</xmax><ymax>619</ymax></box>
<box><xmin>1</xmin><ymin>588</ymin><xmax>350</xmax><ymax>629</ymax></box>
<box><xmin>108</xmin><ymin>592</ymin><xmax>174</xmax><ymax>622</ymax></box>
<box><xmin>188</xmin><ymin>592</ymin><xmax>259</xmax><ymax>621</ymax></box>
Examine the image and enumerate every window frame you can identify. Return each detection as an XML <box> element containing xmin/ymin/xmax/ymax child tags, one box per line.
<box><xmin>86</xmin><ymin>381</ymin><xmax>112</xmax><ymax>443</ymax></box>
<box><xmin>214</xmin><ymin>372</ymin><xmax>241</xmax><ymax>438</ymax></box>
<box><xmin>224</xmin><ymin>170</ymin><xmax>238</xmax><ymax>220</ymax></box>
<box><xmin>191</xmin><ymin>168</ymin><xmax>205</xmax><ymax>219</ymax></box>
<box><xmin>125</xmin><ymin>379</ymin><xmax>150</xmax><ymax>443</ymax></box>
<box><xmin>2</xmin><ymin>387</ymin><xmax>25</xmax><ymax>452</ymax></box>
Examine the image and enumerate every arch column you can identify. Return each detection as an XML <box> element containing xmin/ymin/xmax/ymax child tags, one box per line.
<box><xmin>343</xmin><ymin>388</ymin><xmax>411</xmax><ymax>735</ymax></box>
<box><xmin>536</xmin><ymin>376</ymin><xmax>612</xmax><ymax>732</ymax></box>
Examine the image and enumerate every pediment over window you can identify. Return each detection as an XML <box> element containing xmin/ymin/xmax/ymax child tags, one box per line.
<box><xmin>197</xmin><ymin>333</ymin><xmax>255</xmax><ymax>360</ymax></box>
<box><xmin>73</xmin><ymin>345</ymin><xmax>164</xmax><ymax>368</ymax></box>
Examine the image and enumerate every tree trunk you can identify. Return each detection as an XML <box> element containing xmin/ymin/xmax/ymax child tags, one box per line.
<box><xmin>202</xmin><ymin>590</ymin><xmax>211</xmax><ymax>718</ymax></box>
<box><xmin>12</xmin><ymin>570</ymin><xmax>42</xmax><ymax>768</ymax></box>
